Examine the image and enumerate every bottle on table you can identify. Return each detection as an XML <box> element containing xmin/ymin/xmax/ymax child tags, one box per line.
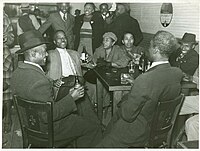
<box><xmin>81</xmin><ymin>46</ymin><xmax>89</xmax><ymax>63</ymax></box>
<box><xmin>128</xmin><ymin>60</ymin><xmax>135</xmax><ymax>73</ymax></box>
<box><xmin>139</xmin><ymin>53</ymin><xmax>146</xmax><ymax>73</ymax></box>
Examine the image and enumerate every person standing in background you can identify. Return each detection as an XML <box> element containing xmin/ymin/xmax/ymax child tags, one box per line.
<box><xmin>17</xmin><ymin>3</ymin><xmax>40</xmax><ymax>36</ymax></box>
<box><xmin>98</xmin><ymin>3</ymin><xmax>114</xmax><ymax>31</ymax></box>
<box><xmin>39</xmin><ymin>3</ymin><xmax>75</xmax><ymax>49</ymax></box>
<box><xmin>108</xmin><ymin>3</ymin><xmax>143</xmax><ymax>46</ymax></box>
<box><xmin>74</xmin><ymin>3</ymin><xmax>104</xmax><ymax>56</ymax></box>
<box><xmin>3</xmin><ymin>11</ymin><xmax>15</xmax><ymax>134</ymax></box>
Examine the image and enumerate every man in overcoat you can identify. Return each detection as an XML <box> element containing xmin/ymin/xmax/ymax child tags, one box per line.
<box><xmin>96</xmin><ymin>31</ymin><xmax>183</xmax><ymax>147</ymax></box>
<box><xmin>108</xmin><ymin>3</ymin><xmax>143</xmax><ymax>46</ymax></box>
<box><xmin>11</xmin><ymin>30</ymin><xmax>102</xmax><ymax>147</ymax></box>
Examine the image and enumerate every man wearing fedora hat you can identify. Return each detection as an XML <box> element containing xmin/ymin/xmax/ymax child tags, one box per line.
<box><xmin>17</xmin><ymin>3</ymin><xmax>40</xmax><ymax>36</ymax></box>
<box><xmin>169</xmin><ymin>32</ymin><xmax>199</xmax><ymax>77</ymax></box>
<box><xmin>11</xmin><ymin>30</ymin><xmax>102</xmax><ymax>147</ymax></box>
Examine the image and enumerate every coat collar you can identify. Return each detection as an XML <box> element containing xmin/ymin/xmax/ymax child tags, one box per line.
<box><xmin>146</xmin><ymin>63</ymin><xmax>171</xmax><ymax>73</ymax></box>
<box><xmin>18</xmin><ymin>62</ymin><xmax>45</xmax><ymax>75</ymax></box>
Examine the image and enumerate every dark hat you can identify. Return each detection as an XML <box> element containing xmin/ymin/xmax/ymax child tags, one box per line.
<box><xmin>180</xmin><ymin>33</ymin><xmax>197</xmax><ymax>44</ymax></box>
<box><xmin>17</xmin><ymin>30</ymin><xmax>49</xmax><ymax>53</ymax></box>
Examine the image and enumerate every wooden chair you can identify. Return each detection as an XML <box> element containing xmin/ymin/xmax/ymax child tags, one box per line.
<box><xmin>13</xmin><ymin>95</ymin><xmax>54</xmax><ymax>148</ymax></box>
<box><xmin>147</xmin><ymin>94</ymin><xmax>185</xmax><ymax>148</ymax></box>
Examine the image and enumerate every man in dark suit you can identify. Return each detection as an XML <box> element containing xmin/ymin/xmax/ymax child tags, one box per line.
<box><xmin>39</xmin><ymin>3</ymin><xmax>75</xmax><ymax>49</ymax></box>
<box><xmin>96</xmin><ymin>31</ymin><xmax>183</xmax><ymax>147</ymax></box>
<box><xmin>108</xmin><ymin>3</ymin><xmax>143</xmax><ymax>46</ymax></box>
<box><xmin>11</xmin><ymin>30</ymin><xmax>102</xmax><ymax>147</ymax></box>
<box><xmin>169</xmin><ymin>33</ymin><xmax>199</xmax><ymax>77</ymax></box>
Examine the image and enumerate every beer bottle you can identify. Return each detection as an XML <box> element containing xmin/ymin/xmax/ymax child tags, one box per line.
<box><xmin>128</xmin><ymin>60</ymin><xmax>135</xmax><ymax>73</ymax></box>
<box><xmin>74</xmin><ymin>75</ymin><xmax>81</xmax><ymax>89</ymax></box>
<box><xmin>81</xmin><ymin>46</ymin><xmax>87</xmax><ymax>63</ymax></box>
<box><xmin>139</xmin><ymin>53</ymin><xmax>145</xmax><ymax>73</ymax></box>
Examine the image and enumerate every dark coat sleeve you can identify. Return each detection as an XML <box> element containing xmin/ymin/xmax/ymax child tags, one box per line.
<box><xmin>118</xmin><ymin>75</ymin><xmax>150</xmax><ymax>123</ymax></box>
<box><xmin>180</xmin><ymin>50</ymin><xmax>199</xmax><ymax>76</ymax></box>
<box><xmin>28</xmin><ymin>78</ymin><xmax>77</xmax><ymax>122</ymax></box>
<box><xmin>130</xmin><ymin>18</ymin><xmax>143</xmax><ymax>46</ymax></box>
<box><xmin>39</xmin><ymin>15</ymin><xmax>52</xmax><ymax>34</ymax></box>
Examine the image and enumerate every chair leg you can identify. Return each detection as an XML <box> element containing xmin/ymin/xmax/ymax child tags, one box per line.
<box><xmin>173</xmin><ymin>125</ymin><xmax>186</xmax><ymax>148</ymax></box>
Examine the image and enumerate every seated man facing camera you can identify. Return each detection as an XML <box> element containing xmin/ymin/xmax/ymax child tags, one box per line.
<box><xmin>169</xmin><ymin>33</ymin><xmax>199</xmax><ymax>80</ymax></box>
<box><xmin>46</xmin><ymin>30</ymin><xmax>99</xmax><ymax>122</ymax></box>
<box><xmin>46</xmin><ymin>30</ymin><xmax>82</xmax><ymax>100</ymax></box>
<box><xmin>11</xmin><ymin>30</ymin><xmax>102</xmax><ymax>147</ymax></box>
<box><xmin>96</xmin><ymin>31</ymin><xmax>183</xmax><ymax>147</ymax></box>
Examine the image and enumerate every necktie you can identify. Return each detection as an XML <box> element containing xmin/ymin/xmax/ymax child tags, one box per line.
<box><xmin>63</xmin><ymin>13</ymin><xmax>67</xmax><ymax>21</ymax></box>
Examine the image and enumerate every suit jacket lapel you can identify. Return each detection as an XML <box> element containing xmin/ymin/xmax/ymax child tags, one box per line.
<box><xmin>54</xmin><ymin>12</ymin><xmax>66</xmax><ymax>29</ymax></box>
<box><xmin>55</xmin><ymin>49</ymin><xmax>63</xmax><ymax>77</ymax></box>
<box><xmin>19</xmin><ymin>62</ymin><xmax>45</xmax><ymax>75</ymax></box>
<box><xmin>67</xmin><ymin>50</ymin><xmax>79</xmax><ymax>75</ymax></box>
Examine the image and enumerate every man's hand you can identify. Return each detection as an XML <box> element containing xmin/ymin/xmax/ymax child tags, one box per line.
<box><xmin>126</xmin><ymin>75</ymin><xmax>135</xmax><ymax>85</ymax></box>
<box><xmin>97</xmin><ymin>57</ymin><xmax>111</xmax><ymax>67</ymax></box>
<box><xmin>69</xmin><ymin>86</ymin><xmax>85</xmax><ymax>101</ymax></box>
<box><xmin>53</xmin><ymin>79</ymin><xmax>64</xmax><ymax>88</ymax></box>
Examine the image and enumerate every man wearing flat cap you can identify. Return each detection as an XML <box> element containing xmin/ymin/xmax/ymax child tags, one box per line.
<box><xmin>107</xmin><ymin>3</ymin><xmax>143</xmax><ymax>46</ymax></box>
<box><xmin>84</xmin><ymin>32</ymin><xmax>128</xmax><ymax>108</ymax></box>
<box><xmin>169</xmin><ymin>33</ymin><xmax>199</xmax><ymax>77</ymax></box>
<box><xmin>92</xmin><ymin>32</ymin><xmax>128</xmax><ymax>68</ymax></box>
<box><xmin>11</xmin><ymin>30</ymin><xmax>102</xmax><ymax>147</ymax></box>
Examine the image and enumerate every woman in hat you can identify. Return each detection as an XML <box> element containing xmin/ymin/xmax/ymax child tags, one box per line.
<box><xmin>169</xmin><ymin>32</ymin><xmax>199</xmax><ymax>77</ymax></box>
<box><xmin>3</xmin><ymin>11</ymin><xmax>14</xmax><ymax>134</ymax></box>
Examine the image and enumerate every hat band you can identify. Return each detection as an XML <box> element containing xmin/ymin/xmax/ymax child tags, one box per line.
<box><xmin>22</xmin><ymin>38</ymin><xmax>45</xmax><ymax>49</ymax></box>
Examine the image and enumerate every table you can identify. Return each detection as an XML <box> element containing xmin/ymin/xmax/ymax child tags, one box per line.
<box><xmin>94</xmin><ymin>66</ymin><xmax>141</xmax><ymax>122</ymax></box>
<box><xmin>181</xmin><ymin>81</ymin><xmax>197</xmax><ymax>95</ymax></box>
<box><xmin>94</xmin><ymin>66</ymin><xmax>198</xmax><ymax>122</ymax></box>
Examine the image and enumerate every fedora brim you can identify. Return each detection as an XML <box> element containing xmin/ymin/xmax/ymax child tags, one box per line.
<box><xmin>17</xmin><ymin>41</ymin><xmax>50</xmax><ymax>54</ymax></box>
<box><xmin>178</xmin><ymin>40</ymin><xmax>197</xmax><ymax>45</ymax></box>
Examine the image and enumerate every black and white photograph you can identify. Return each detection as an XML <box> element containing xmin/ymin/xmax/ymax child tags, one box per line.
<box><xmin>1</xmin><ymin>0</ymin><xmax>199</xmax><ymax>149</ymax></box>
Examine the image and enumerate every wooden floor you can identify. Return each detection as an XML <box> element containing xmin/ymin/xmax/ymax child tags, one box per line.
<box><xmin>2</xmin><ymin>107</ymin><xmax>23</xmax><ymax>148</ymax></box>
<box><xmin>2</xmin><ymin>106</ymin><xmax>111</xmax><ymax>148</ymax></box>
<box><xmin>3</xmin><ymin>106</ymin><xmax>195</xmax><ymax>148</ymax></box>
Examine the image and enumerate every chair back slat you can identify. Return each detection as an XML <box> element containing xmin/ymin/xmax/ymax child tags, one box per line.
<box><xmin>13</xmin><ymin>95</ymin><xmax>54</xmax><ymax>148</ymax></box>
<box><xmin>148</xmin><ymin>94</ymin><xmax>185</xmax><ymax>148</ymax></box>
